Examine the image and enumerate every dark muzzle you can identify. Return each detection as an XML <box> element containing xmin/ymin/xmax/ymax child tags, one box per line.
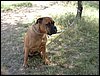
<box><xmin>47</xmin><ymin>25</ymin><xmax>57</xmax><ymax>35</ymax></box>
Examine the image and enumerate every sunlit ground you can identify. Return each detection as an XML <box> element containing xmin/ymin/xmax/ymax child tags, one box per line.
<box><xmin>1</xmin><ymin>1</ymin><xmax>98</xmax><ymax>24</ymax></box>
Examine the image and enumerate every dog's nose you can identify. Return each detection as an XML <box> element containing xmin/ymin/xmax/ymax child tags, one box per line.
<box><xmin>54</xmin><ymin>26</ymin><xmax>57</xmax><ymax>33</ymax></box>
<box><xmin>54</xmin><ymin>26</ymin><xmax>56</xmax><ymax>29</ymax></box>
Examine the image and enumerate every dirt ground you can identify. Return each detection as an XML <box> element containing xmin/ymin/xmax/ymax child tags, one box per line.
<box><xmin>1</xmin><ymin>1</ymin><xmax>60</xmax><ymax>75</ymax></box>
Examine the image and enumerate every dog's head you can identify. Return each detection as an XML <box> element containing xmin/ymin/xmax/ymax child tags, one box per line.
<box><xmin>36</xmin><ymin>17</ymin><xmax>57</xmax><ymax>35</ymax></box>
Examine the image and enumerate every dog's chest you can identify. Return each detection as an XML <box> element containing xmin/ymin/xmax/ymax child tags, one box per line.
<box><xmin>30</xmin><ymin>34</ymin><xmax>47</xmax><ymax>51</ymax></box>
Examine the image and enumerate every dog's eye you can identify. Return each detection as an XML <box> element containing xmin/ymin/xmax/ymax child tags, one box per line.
<box><xmin>46</xmin><ymin>24</ymin><xmax>49</xmax><ymax>26</ymax></box>
<box><xmin>46</xmin><ymin>23</ymin><xmax>50</xmax><ymax>26</ymax></box>
<box><xmin>46</xmin><ymin>24</ymin><xmax>51</xmax><ymax>28</ymax></box>
<box><xmin>51</xmin><ymin>21</ymin><xmax>54</xmax><ymax>24</ymax></box>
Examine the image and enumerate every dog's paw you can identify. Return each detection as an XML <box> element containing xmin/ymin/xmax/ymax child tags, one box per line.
<box><xmin>23</xmin><ymin>64</ymin><xmax>29</xmax><ymax>68</ymax></box>
<box><xmin>44</xmin><ymin>59</ymin><xmax>51</xmax><ymax>65</ymax></box>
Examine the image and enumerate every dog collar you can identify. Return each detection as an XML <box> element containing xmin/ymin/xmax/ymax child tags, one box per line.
<box><xmin>32</xmin><ymin>25</ymin><xmax>44</xmax><ymax>35</ymax></box>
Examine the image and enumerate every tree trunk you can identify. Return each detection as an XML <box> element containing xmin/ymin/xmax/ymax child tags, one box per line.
<box><xmin>76</xmin><ymin>1</ymin><xmax>83</xmax><ymax>19</ymax></box>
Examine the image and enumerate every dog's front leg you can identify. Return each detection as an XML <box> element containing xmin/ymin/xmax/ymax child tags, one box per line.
<box><xmin>23</xmin><ymin>47</ymin><xmax>29</xmax><ymax>67</ymax></box>
<box><xmin>40</xmin><ymin>45</ymin><xmax>50</xmax><ymax>65</ymax></box>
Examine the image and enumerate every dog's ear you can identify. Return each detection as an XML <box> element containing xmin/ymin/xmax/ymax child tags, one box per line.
<box><xmin>36</xmin><ymin>18</ymin><xmax>43</xmax><ymax>24</ymax></box>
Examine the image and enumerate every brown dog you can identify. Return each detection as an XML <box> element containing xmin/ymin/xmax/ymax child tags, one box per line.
<box><xmin>23</xmin><ymin>17</ymin><xmax>57</xmax><ymax>67</ymax></box>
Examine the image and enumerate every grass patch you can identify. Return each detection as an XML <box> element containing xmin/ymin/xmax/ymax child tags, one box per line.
<box><xmin>1</xmin><ymin>2</ymin><xmax>33</xmax><ymax>12</ymax></box>
<box><xmin>11</xmin><ymin>2</ymin><xmax>32</xmax><ymax>7</ymax></box>
<box><xmin>83</xmin><ymin>1</ymin><xmax>99</xmax><ymax>9</ymax></box>
<box><xmin>47</xmin><ymin>12</ymin><xmax>99</xmax><ymax>74</ymax></box>
<box><xmin>1</xmin><ymin>4</ymin><xmax>14</xmax><ymax>12</ymax></box>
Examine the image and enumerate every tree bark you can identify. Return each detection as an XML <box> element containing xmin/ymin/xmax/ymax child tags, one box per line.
<box><xmin>76</xmin><ymin>1</ymin><xmax>83</xmax><ymax>19</ymax></box>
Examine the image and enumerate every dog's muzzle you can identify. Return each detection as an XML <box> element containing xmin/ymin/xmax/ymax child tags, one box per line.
<box><xmin>47</xmin><ymin>25</ymin><xmax>57</xmax><ymax>35</ymax></box>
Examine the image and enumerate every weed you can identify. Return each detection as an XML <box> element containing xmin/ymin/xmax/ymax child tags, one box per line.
<box><xmin>1</xmin><ymin>2</ymin><xmax>33</xmax><ymax>12</ymax></box>
<box><xmin>11</xmin><ymin>2</ymin><xmax>32</xmax><ymax>7</ymax></box>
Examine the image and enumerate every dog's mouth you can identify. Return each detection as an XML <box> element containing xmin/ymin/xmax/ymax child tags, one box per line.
<box><xmin>47</xmin><ymin>33</ymin><xmax>52</xmax><ymax>35</ymax></box>
<box><xmin>47</xmin><ymin>25</ymin><xmax>57</xmax><ymax>35</ymax></box>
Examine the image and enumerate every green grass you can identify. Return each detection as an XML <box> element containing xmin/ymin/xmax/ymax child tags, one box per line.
<box><xmin>46</xmin><ymin>13</ymin><xmax>99</xmax><ymax>75</ymax></box>
<box><xmin>1</xmin><ymin>4</ymin><xmax>14</xmax><ymax>11</ymax></box>
<box><xmin>11</xmin><ymin>2</ymin><xmax>32</xmax><ymax>7</ymax></box>
<box><xmin>83</xmin><ymin>1</ymin><xmax>99</xmax><ymax>9</ymax></box>
<box><xmin>1</xmin><ymin>2</ymin><xmax>33</xmax><ymax>12</ymax></box>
